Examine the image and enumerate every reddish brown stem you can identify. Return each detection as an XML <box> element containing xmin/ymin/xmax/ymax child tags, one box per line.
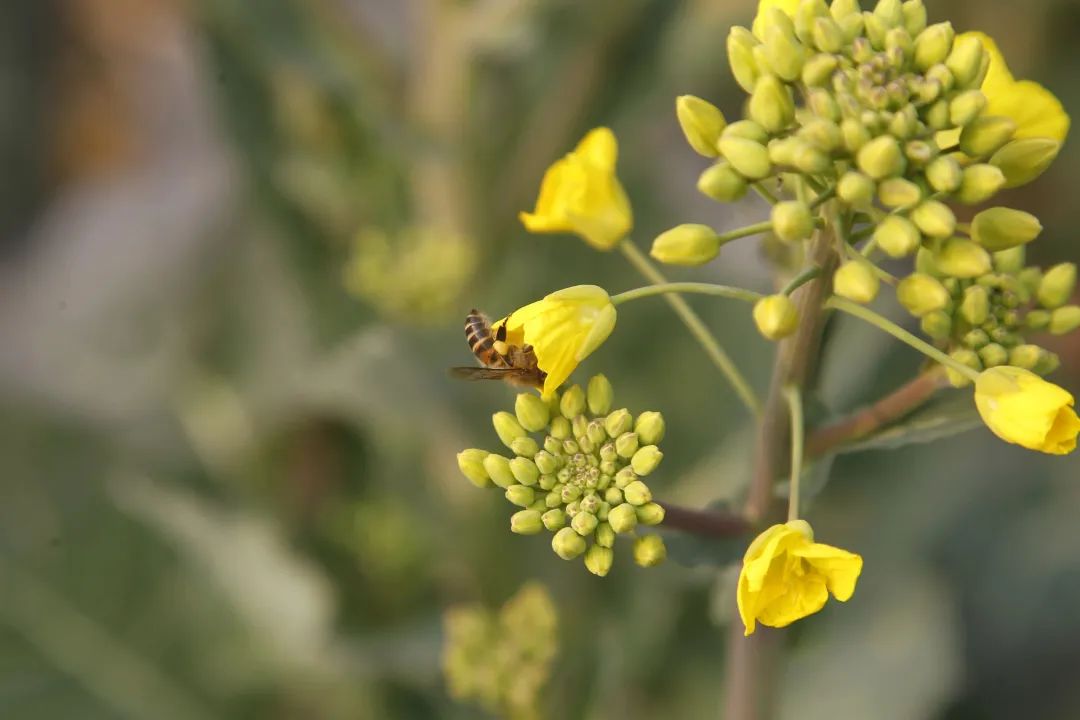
<box><xmin>658</xmin><ymin>502</ymin><xmax>752</xmax><ymax>538</ymax></box>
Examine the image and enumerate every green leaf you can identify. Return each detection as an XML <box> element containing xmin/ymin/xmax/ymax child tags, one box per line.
<box><xmin>832</xmin><ymin>389</ymin><xmax>981</xmax><ymax>454</ymax></box>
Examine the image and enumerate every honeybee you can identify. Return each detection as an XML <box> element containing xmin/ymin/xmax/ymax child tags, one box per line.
<box><xmin>449</xmin><ymin>309</ymin><xmax>547</xmax><ymax>390</ymax></box>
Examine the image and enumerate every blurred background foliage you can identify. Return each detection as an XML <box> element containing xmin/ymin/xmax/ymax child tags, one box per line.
<box><xmin>1</xmin><ymin>0</ymin><xmax>1079</xmax><ymax>718</ymax></box>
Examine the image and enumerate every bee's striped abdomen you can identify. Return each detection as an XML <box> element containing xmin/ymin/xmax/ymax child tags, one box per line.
<box><xmin>465</xmin><ymin>310</ymin><xmax>510</xmax><ymax>368</ymax></box>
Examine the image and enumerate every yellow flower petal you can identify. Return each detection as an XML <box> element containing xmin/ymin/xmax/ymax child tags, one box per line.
<box><xmin>974</xmin><ymin>366</ymin><xmax>1079</xmax><ymax>454</ymax></box>
<box><xmin>791</xmin><ymin>542</ymin><xmax>864</xmax><ymax>601</ymax></box>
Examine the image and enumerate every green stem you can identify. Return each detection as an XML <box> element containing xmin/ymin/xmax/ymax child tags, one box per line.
<box><xmin>825</xmin><ymin>296</ymin><xmax>980</xmax><ymax>380</ymax></box>
<box><xmin>784</xmin><ymin>385</ymin><xmax>804</xmax><ymax>522</ymax></box>
<box><xmin>753</xmin><ymin>182</ymin><xmax>778</xmax><ymax>205</ymax></box>
<box><xmin>611</xmin><ymin>282</ymin><xmax>763</xmax><ymax>306</ymax></box>
<box><xmin>618</xmin><ymin>241</ymin><xmax>762</xmax><ymax>416</ymax></box>
<box><xmin>718</xmin><ymin>220</ymin><xmax>775</xmax><ymax>244</ymax></box>
<box><xmin>782</xmin><ymin>266</ymin><xmax>822</xmax><ymax>296</ymax></box>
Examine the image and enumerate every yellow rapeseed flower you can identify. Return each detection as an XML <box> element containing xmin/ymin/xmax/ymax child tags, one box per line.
<box><xmin>519</xmin><ymin>128</ymin><xmax>633</xmax><ymax>251</ymax></box>
<box><xmin>974</xmin><ymin>366</ymin><xmax>1080</xmax><ymax>455</ymax></box>
<box><xmin>500</xmin><ymin>286</ymin><xmax>617</xmax><ymax>400</ymax></box>
<box><xmin>737</xmin><ymin>520</ymin><xmax>862</xmax><ymax>636</ymax></box>
<box><xmin>966</xmin><ymin>32</ymin><xmax>1070</xmax><ymax>142</ymax></box>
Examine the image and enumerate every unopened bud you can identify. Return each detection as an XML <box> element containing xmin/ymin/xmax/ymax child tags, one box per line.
<box><xmin>583</xmin><ymin>544</ymin><xmax>614</xmax><ymax>577</ymax></box>
<box><xmin>551</xmin><ymin>527</ymin><xmax>587</xmax><ymax>560</ymax></box>
<box><xmin>946</xmin><ymin>348</ymin><xmax>981</xmax><ymax>387</ymax></box>
<box><xmin>457</xmin><ymin>449</ymin><xmax>490</xmax><ymax>488</ymax></box>
<box><xmin>971</xmin><ymin>207</ymin><xmax>1042</xmax><ymax>251</ymax></box>
<box><xmin>505</xmin><ymin>484</ymin><xmax>536</xmax><ymax>508</ymax></box>
<box><xmin>934</xmin><ymin>238</ymin><xmax>992</xmax><ymax>279</ymax></box>
<box><xmin>541</xmin><ymin>508</ymin><xmax>567</xmax><ymax>531</ymax></box>
<box><xmin>753</xmin><ymin>294</ymin><xmax>800</xmax><ymax>339</ymax></box>
<box><xmin>633</xmin><ymin>535</ymin><xmax>667</xmax><ymax>567</ymax></box>
<box><xmin>762</xmin><ymin>22</ymin><xmax>807</xmax><ymax>81</ymax></box>
<box><xmin>878</xmin><ymin>177</ymin><xmax>922</xmax><ymax>208</ymax></box>
<box><xmin>571</xmin><ymin>510</ymin><xmax>599</xmax><ymax>536</ymax></box>
<box><xmin>549</xmin><ymin>416</ymin><xmax>570</xmax><ymax>440</ymax></box>
<box><xmin>631</xmin><ymin>446</ymin><xmax>664</xmax><ymax>476</ymax></box>
<box><xmin>727</xmin><ymin>27</ymin><xmax>761</xmax><ymax>93</ymax></box>
<box><xmin>993</xmin><ymin>246</ymin><xmax>1026</xmax><ymax>275</ymax></box>
<box><xmin>514</xmin><ymin>393</ymin><xmax>549</xmax><ymax>432</ymax></box>
<box><xmin>1009</xmin><ymin>344</ymin><xmax>1044</xmax><ymax>370</ymax></box>
<box><xmin>615</xmin><ymin>431</ymin><xmax>639</xmax><ymax>459</ymax></box>
<box><xmin>945</xmin><ymin>33</ymin><xmax>985</xmax><ymax>88</ymax></box>
<box><xmin>535</xmin><ymin>452</ymin><xmax>558</xmax><ymax>477</ymax></box>
<box><xmin>510</xmin><ymin>509</ymin><xmax>544</xmax><ymax>535</ymax></box>
<box><xmin>902</xmin><ymin>0</ymin><xmax>927</xmax><ymax>35</ymax></box>
<box><xmin>748</xmin><ymin>75</ymin><xmax>795</xmax><ymax>133</ymax></box>
<box><xmin>978</xmin><ymin>343</ymin><xmax>1008</xmax><ymax>368</ymax></box>
<box><xmin>911</xmin><ymin>200</ymin><xmax>956</xmax><ymax>239</ymax></box>
<box><xmin>925</xmin><ymin>155</ymin><xmax>962</xmax><ymax>193</ymax></box>
<box><xmin>920</xmin><ymin>310</ymin><xmax>952</xmax><ymax>340</ymax></box>
<box><xmin>898</xmin><ymin>273</ymin><xmax>950</xmax><ymax>316</ymax></box>
<box><xmin>838</xmin><ymin>170</ymin><xmax>876</xmax><ymax>208</ymax></box>
<box><xmin>809</xmin><ymin>16</ymin><xmax>844</xmax><ymax>52</ymax></box>
<box><xmin>857</xmin><ymin>135</ymin><xmax>905</xmax><ymax>179</ymax></box>
<box><xmin>841</xmin><ymin>118</ymin><xmax>872</xmax><ymax>153</ymax></box>
<box><xmin>948</xmin><ymin>89</ymin><xmax>986</xmax><ymax>128</ymax></box>
<box><xmin>875</xmin><ymin>215</ymin><xmax>921</xmax><ymax>258</ymax></box>
<box><xmin>604</xmin><ymin>408</ymin><xmax>633</xmax><ymax>438</ymax></box>
<box><xmin>771</xmin><ymin>201</ymin><xmax>815</xmax><ymax>242</ymax></box>
<box><xmin>614</xmin><ymin>466</ymin><xmax>637</xmax><ymax>489</ymax></box>
<box><xmin>799</xmin><ymin>118</ymin><xmax>842</xmax><ymax>153</ymax></box>
<box><xmin>1036</xmin><ymin>351</ymin><xmax>1061</xmax><ymax>376</ymax></box>
<box><xmin>623</xmin><ymin>480</ymin><xmax>653</xmax><ymax>506</ymax></box>
<box><xmin>1050</xmin><ymin>306</ymin><xmax>1080</xmax><ymax>335</ymax></box>
<box><xmin>608</xmin><ymin>503</ymin><xmax>638</xmax><ymax>534</ymax></box>
<box><xmin>960</xmin><ymin>116</ymin><xmax>1017</xmax><ymax>158</ymax></box>
<box><xmin>925</xmin><ymin>98</ymin><xmax>951</xmax><ymax>130</ymax></box>
<box><xmin>724</xmin><ymin>119</ymin><xmax>770</xmax><ymax>143</ymax></box>
<box><xmin>698</xmin><ymin>162</ymin><xmax>749</xmax><ymax>202</ymax></box>
<box><xmin>492</xmin><ymin>411</ymin><xmax>526</xmax><ymax>448</ymax></box>
<box><xmin>509</xmin><ymin>457</ymin><xmax>540</xmax><ymax>486</ymax></box>
<box><xmin>634</xmin><ymin>411</ymin><xmax>666</xmax><ymax>445</ymax></box>
<box><xmin>1037</xmin><ymin>263</ymin><xmax>1076</xmax><ymax>309</ymax></box>
<box><xmin>1025</xmin><ymin>309</ymin><xmax>1050</xmax><ymax>330</ymax></box>
<box><xmin>676</xmin><ymin>95</ymin><xmax>726</xmax><ymax>158</ymax></box>
<box><xmin>802</xmin><ymin>52</ymin><xmax>838</xmax><ymax>86</ymax></box>
<box><xmin>581</xmin><ymin>377</ymin><xmax>611</xmax><ymax>419</ymax></box>
<box><xmin>834</xmin><ymin>261</ymin><xmax>880</xmax><ymax>304</ymax></box>
<box><xmin>559</xmin><ymin>385</ymin><xmax>585</xmax><ymax>419</ymax></box>
<box><xmin>636</xmin><ymin>502</ymin><xmax>666</xmax><ymax>526</ymax></box>
<box><xmin>991</xmin><ymin>138</ymin><xmax>1062</xmax><ymax>188</ymax></box>
<box><xmin>651</xmin><ymin>224</ymin><xmax>721</xmax><ymax>266</ymax></box>
<box><xmin>913</xmin><ymin>22</ymin><xmax>954</xmax><ymax>70</ymax></box>
<box><xmin>483</xmin><ymin>453</ymin><xmax>516</xmax><ymax>488</ymax></box>
<box><xmin>955</xmin><ymin>164</ymin><xmax>1005</xmax><ymax>204</ymax></box>
<box><xmin>959</xmin><ymin>285</ymin><xmax>990</xmax><ymax>325</ymax></box>
<box><xmin>718</xmin><ymin>136</ymin><xmax>772</xmax><ymax>180</ymax></box>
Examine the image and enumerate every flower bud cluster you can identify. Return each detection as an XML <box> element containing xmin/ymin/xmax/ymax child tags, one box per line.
<box><xmin>457</xmin><ymin>375</ymin><xmax>667</xmax><ymax>575</ymax></box>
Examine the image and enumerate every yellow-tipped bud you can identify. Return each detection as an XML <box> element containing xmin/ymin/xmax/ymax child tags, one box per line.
<box><xmin>1049</xmin><ymin>306</ymin><xmax>1080</xmax><ymax>335</ymax></box>
<box><xmin>913</xmin><ymin>21</ymin><xmax>954</xmax><ymax>71</ymax></box>
<box><xmin>960</xmin><ymin>285</ymin><xmax>990</xmax><ymax>325</ymax></box>
<box><xmin>551</xmin><ymin>527</ymin><xmax>587</xmax><ymax>560</ymax></box>
<box><xmin>559</xmin><ymin>384</ymin><xmax>585</xmax><ymax>419</ymax></box>
<box><xmin>515</xmin><ymin>393</ymin><xmax>550</xmax><ymax>432</ymax></box>
<box><xmin>934</xmin><ymin>238</ymin><xmax>992</xmax><ymax>279</ymax></box>
<box><xmin>878</xmin><ymin>177</ymin><xmax>922</xmax><ymax>208</ymax></box>
<box><xmin>607</xmin><ymin>503</ymin><xmax>638</xmax><ymax>534</ymax></box>
<box><xmin>718</xmin><ymin>136</ymin><xmax>773</xmax><ymax>180</ymax></box>
<box><xmin>898</xmin><ymin>273</ymin><xmax>950</xmax><ymax>316</ymax></box>
<box><xmin>510</xmin><ymin>509</ymin><xmax>544</xmax><ymax>535</ymax></box>
<box><xmin>812</xmin><ymin>16</ymin><xmax>845</xmax><ymax>52</ymax></box>
<box><xmin>571</xmin><ymin>510</ymin><xmax>598</xmax><ymax>536</ymax></box>
<box><xmin>911</xmin><ymin>200</ymin><xmax>956</xmax><ymax>239</ymax></box>
<box><xmin>676</xmin><ymin>95</ymin><xmax>727</xmax><ymax>157</ymax></box>
<box><xmin>510</xmin><ymin>436</ymin><xmax>539</xmax><ymax>458</ymax></box>
<box><xmin>920</xmin><ymin>310</ymin><xmax>952</xmax><ymax>340</ymax></box>
<box><xmin>946</xmin><ymin>348</ymin><xmax>981</xmax><ymax>387</ymax></box>
<box><xmin>650</xmin><ymin>223</ymin><xmax>722</xmax><ymax>266</ymax></box>
<box><xmin>634</xmin><ymin>411</ymin><xmax>666</xmax><ymax>445</ymax></box>
<box><xmin>925</xmin><ymin>155</ymin><xmax>962</xmax><ymax>193</ymax></box>
<box><xmin>509</xmin><ymin>457</ymin><xmax>540</xmax><ymax>486</ymax></box>
<box><xmin>955</xmin><ymin>164</ymin><xmax>1005</xmax><ymax>204</ymax></box>
<box><xmin>1037</xmin><ymin>263</ymin><xmax>1077</xmax><ymax>309</ymax></box>
<box><xmin>834</xmin><ymin>261</ymin><xmax>881</xmax><ymax>304</ymax></box>
<box><xmin>838</xmin><ymin>170</ymin><xmax>876</xmax><ymax>208</ymax></box>
<box><xmin>902</xmin><ymin>0</ymin><xmax>927</xmax><ymax>36</ymax></box>
<box><xmin>698</xmin><ymin>162</ymin><xmax>749</xmax><ymax>202</ymax></box>
<box><xmin>978</xmin><ymin>343</ymin><xmax>1008</xmax><ymax>368</ymax></box>
<box><xmin>794</xmin><ymin>0</ymin><xmax>829</xmax><ymax>43</ymax></box>
<box><xmin>841</xmin><ymin>118</ymin><xmax>872</xmax><ymax>153</ymax></box>
<box><xmin>457</xmin><ymin>449</ymin><xmax>490</xmax><ymax>488</ymax></box>
<box><xmin>633</xmin><ymin>535</ymin><xmax>667</xmax><ymax>567</ymax></box>
<box><xmin>1009</xmin><ymin>344</ymin><xmax>1044</xmax><ymax>371</ymax></box>
<box><xmin>948</xmin><ymin>89</ymin><xmax>986</xmax><ymax>128</ymax></box>
<box><xmin>723</xmin><ymin>119</ymin><xmax>770</xmax><ymax>143</ymax></box>
<box><xmin>993</xmin><ymin>246</ymin><xmax>1026</xmax><ymax>274</ymax></box>
<box><xmin>874</xmin><ymin>215</ymin><xmax>921</xmax><ymax>258</ymax></box>
<box><xmin>623</xmin><ymin>479</ymin><xmax>653</xmax><ymax>506</ymax></box>
<box><xmin>753</xmin><ymin>294</ymin><xmax>799</xmax><ymax>340</ymax></box>
<box><xmin>762</xmin><ymin>22</ymin><xmax>807</xmax><ymax>81</ymax></box>
<box><xmin>586</xmin><ymin>374</ymin><xmax>613</xmax><ymax>416</ymax></box>
<box><xmin>493</xmin><ymin>411</ymin><xmax>527</xmax><ymax>448</ymax></box>
<box><xmin>959</xmin><ymin>116</ymin><xmax>1017</xmax><ymax>158</ymax></box>
<box><xmin>584</xmin><ymin>544</ymin><xmax>614</xmax><ymax>577</ymax></box>
<box><xmin>615</xmin><ymin>431</ymin><xmax>639</xmax><ymax>459</ymax></box>
<box><xmin>748</xmin><ymin>75</ymin><xmax>795</xmax><ymax>133</ymax></box>
<box><xmin>595</xmin><ymin>521</ymin><xmax>615</xmax><ymax>548</ymax></box>
<box><xmin>630</xmin><ymin>446</ymin><xmax>663</xmax><ymax>476</ymax></box>
<box><xmin>971</xmin><ymin>208</ymin><xmax>1042</xmax><ymax>251</ymax></box>
<box><xmin>604</xmin><ymin>408</ymin><xmax>633</xmax><ymax>438</ymax></box>
<box><xmin>799</xmin><ymin>118</ymin><xmax>842</xmax><ymax>152</ymax></box>
<box><xmin>636</xmin><ymin>502</ymin><xmax>666</xmax><ymax>525</ymax></box>
<box><xmin>771</xmin><ymin>201</ymin><xmax>815</xmax><ymax>242</ymax></box>
<box><xmin>505</xmin><ymin>484</ymin><xmax>536</xmax><ymax>508</ymax></box>
<box><xmin>945</xmin><ymin>32</ymin><xmax>985</xmax><ymax>88</ymax></box>
<box><xmin>856</xmin><ymin>135</ymin><xmax>905</xmax><ymax>179</ymax></box>
<box><xmin>727</xmin><ymin>26</ymin><xmax>761</xmax><ymax>93</ymax></box>
<box><xmin>802</xmin><ymin>52</ymin><xmax>839</xmax><ymax>86</ymax></box>
<box><xmin>991</xmin><ymin>138</ymin><xmax>1062</xmax><ymax>189</ymax></box>
<box><xmin>483</xmin><ymin>454</ymin><xmax>516</xmax><ymax>489</ymax></box>
<box><xmin>1026</xmin><ymin>310</ymin><xmax>1051</xmax><ymax>330</ymax></box>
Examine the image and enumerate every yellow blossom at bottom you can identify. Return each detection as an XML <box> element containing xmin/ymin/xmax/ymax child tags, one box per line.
<box><xmin>737</xmin><ymin>520</ymin><xmax>862</xmax><ymax>636</ymax></box>
<box><xmin>974</xmin><ymin>366</ymin><xmax>1080</xmax><ymax>455</ymax></box>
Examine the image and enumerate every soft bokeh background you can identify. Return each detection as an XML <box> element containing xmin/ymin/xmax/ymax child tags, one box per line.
<box><xmin>2</xmin><ymin>1</ymin><xmax>1080</xmax><ymax>718</ymax></box>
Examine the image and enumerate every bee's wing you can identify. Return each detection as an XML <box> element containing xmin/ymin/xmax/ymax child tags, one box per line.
<box><xmin>449</xmin><ymin>367</ymin><xmax>525</xmax><ymax>381</ymax></box>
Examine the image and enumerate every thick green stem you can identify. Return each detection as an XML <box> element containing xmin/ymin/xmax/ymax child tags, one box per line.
<box><xmin>618</xmin><ymin>241</ymin><xmax>762</xmax><ymax>416</ymax></box>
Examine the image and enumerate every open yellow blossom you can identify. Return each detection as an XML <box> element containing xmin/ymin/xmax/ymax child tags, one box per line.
<box><xmin>737</xmin><ymin>520</ymin><xmax>862</xmax><ymax>636</ymax></box>
<box><xmin>966</xmin><ymin>32</ymin><xmax>1070</xmax><ymax>142</ymax></box>
<box><xmin>499</xmin><ymin>285</ymin><xmax>616</xmax><ymax>399</ymax></box>
<box><xmin>519</xmin><ymin>128</ymin><xmax>633</xmax><ymax>251</ymax></box>
<box><xmin>974</xmin><ymin>366</ymin><xmax>1080</xmax><ymax>455</ymax></box>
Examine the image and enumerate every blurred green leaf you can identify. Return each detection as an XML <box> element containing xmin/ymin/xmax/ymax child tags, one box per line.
<box><xmin>831</xmin><ymin>390</ymin><xmax>981</xmax><ymax>454</ymax></box>
<box><xmin>663</xmin><ymin>501</ymin><xmax>746</xmax><ymax>569</ymax></box>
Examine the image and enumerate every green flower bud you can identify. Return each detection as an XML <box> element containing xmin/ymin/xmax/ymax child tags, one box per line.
<box><xmin>989</xmin><ymin>326</ymin><xmax>1019</xmax><ymax>346</ymax></box>
<box><xmin>945</xmin><ymin>32</ymin><xmax>985</xmax><ymax>88</ymax></box>
<box><xmin>1036</xmin><ymin>351</ymin><xmax>1061</xmax><ymax>376</ymax></box>
<box><xmin>1019</xmin><ymin>267</ymin><xmax>1043</xmax><ymax>294</ymax></box>
<box><xmin>911</xmin><ymin>200</ymin><xmax>956</xmax><ymax>239</ymax></box>
<box><xmin>604</xmin><ymin>486</ymin><xmax>624</xmax><ymax>505</ymax></box>
<box><xmin>698</xmin><ymin>162</ymin><xmax>749</xmax><ymax>202</ymax></box>
<box><xmin>505</xmin><ymin>485</ymin><xmax>536</xmax><ymax>508</ymax></box>
<box><xmin>913</xmin><ymin>21</ymin><xmax>954</xmax><ymax>71</ymax></box>
<box><xmin>676</xmin><ymin>95</ymin><xmax>726</xmax><ymax>157</ymax></box>
<box><xmin>457</xmin><ymin>449</ymin><xmax>490</xmax><ymax>488</ymax></box>
<box><xmin>807</xmin><ymin>87</ymin><xmax>840</xmax><ymax>120</ymax></box>
<box><xmin>630</xmin><ymin>446</ymin><xmax>664</xmax><ymax>476</ymax></box>
<box><xmin>793</xmin><ymin>0</ymin><xmax>828</xmax><ymax>42</ymax></box>
<box><xmin>1009</xmin><ymin>344</ymin><xmax>1044</xmax><ymax>370</ymax></box>
<box><xmin>955</xmin><ymin>164</ymin><xmax>1005</xmax><ymax>204</ymax></box>
<box><xmin>551</xmin><ymin>527</ymin><xmax>587</xmax><ymax>560</ymax></box>
<box><xmin>584</xmin><ymin>544</ymin><xmax>614</xmax><ymax>577</ymax></box>
<box><xmin>753</xmin><ymin>294</ymin><xmax>799</xmax><ymax>340</ymax></box>
<box><xmin>514</xmin><ymin>393</ymin><xmax>550</xmax><ymax>433</ymax></box>
<box><xmin>925</xmin><ymin>155</ymin><xmax>962</xmax><ymax>193</ymax></box>
<box><xmin>509</xmin><ymin>457</ymin><xmax>540</xmax><ymax>486</ymax></box>
<box><xmin>510</xmin><ymin>436</ymin><xmax>539</xmax><ymax>458</ymax></box>
<box><xmin>538</xmin><ymin>509</ymin><xmax>566</xmax><ymax>532</ymax></box>
<box><xmin>857</xmin><ymin>135</ymin><xmax>905</xmax><ymax>179</ymax></box>
<box><xmin>727</xmin><ymin>26</ymin><xmax>761</xmax><ymax>93</ymax></box>
<box><xmin>888</xmin><ymin>106</ymin><xmax>918</xmax><ymax>140</ymax></box>
<box><xmin>934</xmin><ymin>238</ymin><xmax>992</xmax><ymax>279</ymax></box>
<box><xmin>799</xmin><ymin>117</ymin><xmax>842</xmax><ymax>153</ymax></box>
<box><xmin>599</xmin><ymin>442</ymin><xmax>617</xmax><ymax>462</ymax></box>
<box><xmin>920</xmin><ymin>310</ymin><xmax>952</xmax><ymax>340</ymax></box>
<box><xmin>960</xmin><ymin>116</ymin><xmax>1017</xmax><ymax>158</ymax></box>
<box><xmin>615</xmin><ymin>431</ymin><xmax>639</xmax><ymax>459</ymax></box>
<box><xmin>878</xmin><ymin>177</ymin><xmax>922</xmax><ymax>208</ymax></box>
<box><xmin>595</xmin><ymin>522</ymin><xmax>615</xmax><ymax>549</ymax></box>
<box><xmin>898</xmin><ymin>273</ymin><xmax>950</xmax><ymax>316</ymax></box>
<box><xmin>948</xmin><ymin>89</ymin><xmax>987</xmax><ymax>128</ymax></box>
<box><xmin>549</xmin><ymin>416</ymin><xmax>570</xmax><ymax>440</ymax></box>
<box><xmin>834</xmin><ymin>260</ymin><xmax>880</xmax><ymax>304</ymax></box>
<box><xmin>623</xmin><ymin>480</ymin><xmax>653</xmax><ymax>506</ymax></box>
<box><xmin>946</xmin><ymin>348</ymin><xmax>981</xmax><ymax>387</ymax></box>
<box><xmin>993</xmin><ymin>246</ymin><xmax>1026</xmax><ymax>274</ymax></box>
<box><xmin>634</xmin><ymin>411</ymin><xmax>665</xmax><ymax>445</ymax></box>
<box><xmin>636</xmin><ymin>502</ymin><xmax>666</xmax><ymax>526</ymax></box>
<box><xmin>841</xmin><ymin>118</ymin><xmax>872</xmax><ymax>154</ymax></box>
<box><xmin>1037</xmin><ymin>263</ymin><xmax>1076</xmax><ymax>309</ymax></box>
<box><xmin>926</xmin><ymin>63</ymin><xmax>955</xmax><ymax>93</ymax></box>
<box><xmin>561</xmin><ymin>439</ymin><xmax>580</xmax><ymax>456</ymax></box>
<box><xmin>1026</xmin><ymin>309</ymin><xmax>1051</xmax><ymax>330</ymax></box>
<box><xmin>633</xmin><ymin>535</ymin><xmax>667</xmax><ymax>568</ymax></box>
<box><xmin>762</xmin><ymin>17</ymin><xmax>807</xmax><ymax>80</ymax></box>
<box><xmin>748</xmin><ymin>75</ymin><xmax>794</xmax><ymax>133</ymax></box>
<box><xmin>483</xmin><ymin>453</ymin><xmax>517</xmax><ymax>488</ymax></box>
<box><xmin>585</xmin><ymin>421</ymin><xmax>606</xmax><ymax>447</ymax></box>
<box><xmin>608</xmin><ymin>503</ymin><xmax>638</xmax><ymax>534</ymax></box>
<box><xmin>971</xmin><ymin>207</ymin><xmax>1042</xmax><ymax>251</ymax></box>
<box><xmin>571</xmin><ymin>510</ymin><xmax>599</xmax><ymax>536</ymax></box>
<box><xmin>770</xmin><ymin>201</ymin><xmax>815</xmax><ymax>242</ymax></box>
<box><xmin>650</xmin><ymin>223</ymin><xmax>722</xmax><ymax>266</ymax></box>
<box><xmin>559</xmin><ymin>385</ymin><xmax>585</xmax><ymax>419</ymax></box>
<box><xmin>538</xmin><ymin>473</ymin><xmax>557</xmax><ymax>491</ymax></box>
<box><xmin>905</xmin><ymin>140</ymin><xmax>936</xmax><ymax>167</ymax></box>
<box><xmin>600</xmin><ymin>460</ymin><xmax>618</xmax><ymax>476</ymax></box>
<box><xmin>830</xmin><ymin>0</ymin><xmax>859</xmax><ymax>20</ymax></box>
<box><xmin>874</xmin><ymin>215</ymin><xmax>921</xmax><ymax>258</ymax></box>
<box><xmin>963</xmin><ymin>329</ymin><xmax>991</xmax><ymax>349</ymax></box>
<box><xmin>492</xmin><ymin>411</ymin><xmax>526</xmax><ymax>449</ymax></box>
<box><xmin>614</xmin><ymin>466</ymin><xmax>637</xmax><ymax>489</ymax></box>
<box><xmin>510</xmin><ymin>509</ymin><xmax>544</xmax><ymax>535</ymax></box>
<box><xmin>991</xmin><ymin>138</ymin><xmax>1062</xmax><ymax>188</ymax></box>
<box><xmin>978</xmin><ymin>342</ymin><xmax>1008</xmax><ymax>368</ymax></box>
<box><xmin>545</xmin><ymin>489</ymin><xmax>563</xmax><ymax>508</ymax></box>
<box><xmin>802</xmin><ymin>52</ymin><xmax>839</xmax><ymax>86</ymax></box>
<box><xmin>863</xmin><ymin>13</ymin><xmax>887</xmax><ymax>49</ymax></box>
<box><xmin>838</xmin><ymin>170</ymin><xmax>876</xmax><ymax>208</ymax></box>
<box><xmin>959</xmin><ymin>285</ymin><xmax>990</xmax><ymax>325</ymax></box>
<box><xmin>874</xmin><ymin>0</ymin><xmax>903</xmax><ymax>26</ymax></box>
<box><xmin>810</xmin><ymin>16</ymin><xmax>844</xmax><ymax>52</ymax></box>
<box><xmin>925</xmin><ymin>98</ymin><xmax>951</xmax><ymax>130</ymax></box>
<box><xmin>1050</xmin><ymin>306</ymin><xmax>1080</xmax><ymax>335</ymax></box>
<box><xmin>902</xmin><ymin>0</ymin><xmax>927</xmax><ymax>35</ymax></box>
<box><xmin>560</xmin><ymin>483</ymin><xmax>582</xmax><ymax>503</ymax></box>
<box><xmin>885</xmin><ymin>26</ymin><xmax>913</xmax><ymax>57</ymax></box>
<box><xmin>604</xmin><ymin>408</ymin><xmax>633</xmax><ymax>438</ymax></box>
<box><xmin>722</xmin><ymin>120</ymin><xmax>770</xmax><ymax>144</ymax></box>
<box><xmin>718</xmin><ymin>136</ymin><xmax>772</xmax><ymax>180</ymax></box>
